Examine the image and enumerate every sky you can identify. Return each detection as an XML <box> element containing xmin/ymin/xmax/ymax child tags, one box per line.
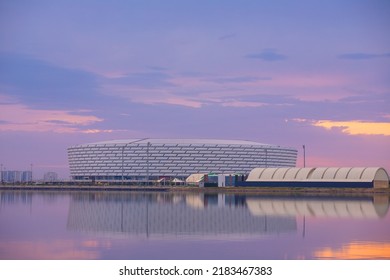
<box><xmin>0</xmin><ymin>0</ymin><xmax>389</xmax><ymax>179</ymax></box>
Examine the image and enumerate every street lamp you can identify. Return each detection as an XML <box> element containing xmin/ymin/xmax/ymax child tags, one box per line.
<box><xmin>302</xmin><ymin>145</ymin><xmax>306</xmax><ymax>167</ymax></box>
<box><xmin>146</xmin><ymin>142</ymin><xmax>150</xmax><ymax>185</ymax></box>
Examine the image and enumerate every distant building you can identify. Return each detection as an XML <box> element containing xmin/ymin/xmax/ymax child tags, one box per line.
<box><xmin>1</xmin><ymin>171</ymin><xmax>32</xmax><ymax>183</ymax></box>
<box><xmin>22</xmin><ymin>171</ymin><xmax>32</xmax><ymax>182</ymax></box>
<box><xmin>68</xmin><ymin>138</ymin><xmax>297</xmax><ymax>182</ymax></box>
<box><xmin>43</xmin><ymin>172</ymin><xmax>59</xmax><ymax>182</ymax></box>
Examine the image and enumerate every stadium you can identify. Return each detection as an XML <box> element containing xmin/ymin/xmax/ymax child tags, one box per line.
<box><xmin>68</xmin><ymin>138</ymin><xmax>297</xmax><ymax>182</ymax></box>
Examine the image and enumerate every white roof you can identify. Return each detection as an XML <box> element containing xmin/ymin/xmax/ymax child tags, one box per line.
<box><xmin>247</xmin><ymin>167</ymin><xmax>389</xmax><ymax>182</ymax></box>
<box><xmin>186</xmin><ymin>173</ymin><xmax>206</xmax><ymax>183</ymax></box>
<box><xmin>78</xmin><ymin>138</ymin><xmax>277</xmax><ymax>147</ymax></box>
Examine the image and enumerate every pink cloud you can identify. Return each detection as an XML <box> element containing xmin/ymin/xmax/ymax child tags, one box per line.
<box><xmin>101</xmin><ymin>83</ymin><xmax>204</xmax><ymax>108</ymax></box>
<box><xmin>169</xmin><ymin>73</ymin><xmax>354</xmax><ymax>102</ymax></box>
<box><xmin>81</xmin><ymin>129</ymin><xmax>115</xmax><ymax>134</ymax></box>
<box><xmin>101</xmin><ymin>70</ymin><xmax>367</xmax><ymax>107</ymax></box>
<box><xmin>0</xmin><ymin>102</ymin><xmax>106</xmax><ymax>133</ymax></box>
<box><xmin>141</xmin><ymin>95</ymin><xmax>203</xmax><ymax>108</ymax></box>
<box><xmin>221</xmin><ymin>100</ymin><xmax>267</xmax><ymax>108</ymax></box>
<box><xmin>296</xmin><ymin>153</ymin><xmax>390</xmax><ymax>171</ymax></box>
<box><xmin>273</xmin><ymin>74</ymin><xmax>347</xmax><ymax>88</ymax></box>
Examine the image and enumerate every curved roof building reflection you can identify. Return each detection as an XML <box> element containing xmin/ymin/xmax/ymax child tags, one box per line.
<box><xmin>246</xmin><ymin>196</ymin><xmax>389</xmax><ymax>218</ymax></box>
<box><xmin>66</xmin><ymin>193</ymin><xmax>389</xmax><ymax>238</ymax></box>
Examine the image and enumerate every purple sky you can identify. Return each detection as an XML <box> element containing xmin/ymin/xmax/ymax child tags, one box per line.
<box><xmin>0</xmin><ymin>0</ymin><xmax>389</xmax><ymax>179</ymax></box>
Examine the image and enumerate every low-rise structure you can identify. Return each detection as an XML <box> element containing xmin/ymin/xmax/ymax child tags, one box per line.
<box><xmin>186</xmin><ymin>173</ymin><xmax>246</xmax><ymax>187</ymax></box>
<box><xmin>240</xmin><ymin>167</ymin><xmax>389</xmax><ymax>188</ymax></box>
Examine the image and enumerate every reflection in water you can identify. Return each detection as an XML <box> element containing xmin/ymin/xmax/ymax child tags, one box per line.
<box><xmin>246</xmin><ymin>195</ymin><xmax>389</xmax><ymax>218</ymax></box>
<box><xmin>1</xmin><ymin>191</ymin><xmax>389</xmax><ymax>260</ymax></box>
<box><xmin>67</xmin><ymin>193</ymin><xmax>297</xmax><ymax>237</ymax></box>
<box><xmin>315</xmin><ymin>241</ymin><xmax>390</xmax><ymax>259</ymax></box>
<box><xmin>66</xmin><ymin>193</ymin><xmax>389</xmax><ymax>238</ymax></box>
<box><xmin>0</xmin><ymin>191</ymin><xmax>33</xmax><ymax>205</ymax></box>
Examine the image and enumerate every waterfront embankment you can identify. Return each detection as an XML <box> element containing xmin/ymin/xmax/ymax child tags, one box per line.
<box><xmin>1</xmin><ymin>184</ymin><xmax>389</xmax><ymax>195</ymax></box>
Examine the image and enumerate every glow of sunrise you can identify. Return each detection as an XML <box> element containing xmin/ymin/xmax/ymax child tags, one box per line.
<box><xmin>313</xmin><ymin>120</ymin><xmax>390</xmax><ymax>136</ymax></box>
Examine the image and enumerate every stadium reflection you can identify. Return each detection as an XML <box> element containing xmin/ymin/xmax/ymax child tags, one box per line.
<box><xmin>1</xmin><ymin>191</ymin><xmax>390</xmax><ymax>259</ymax></box>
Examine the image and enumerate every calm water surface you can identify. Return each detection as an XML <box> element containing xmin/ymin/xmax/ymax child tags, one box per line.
<box><xmin>0</xmin><ymin>190</ymin><xmax>389</xmax><ymax>260</ymax></box>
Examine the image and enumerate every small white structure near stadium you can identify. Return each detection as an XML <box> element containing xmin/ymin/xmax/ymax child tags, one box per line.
<box><xmin>186</xmin><ymin>173</ymin><xmax>242</xmax><ymax>187</ymax></box>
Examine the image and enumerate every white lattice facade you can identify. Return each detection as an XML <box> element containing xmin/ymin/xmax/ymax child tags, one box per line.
<box><xmin>68</xmin><ymin>139</ymin><xmax>297</xmax><ymax>181</ymax></box>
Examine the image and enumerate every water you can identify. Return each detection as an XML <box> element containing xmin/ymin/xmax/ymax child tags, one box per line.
<box><xmin>0</xmin><ymin>190</ymin><xmax>389</xmax><ymax>260</ymax></box>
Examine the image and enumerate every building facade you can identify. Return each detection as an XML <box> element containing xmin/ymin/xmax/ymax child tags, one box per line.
<box><xmin>68</xmin><ymin>138</ymin><xmax>297</xmax><ymax>182</ymax></box>
<box><xmin>43</xmin><ymin>172</ymin><xmax>59</xmax><ymax>182</ymax></box>
<box><xmin>1</xmin><ymin>171</ymin><xmax>32</xmax><ymax>183</ymax></box>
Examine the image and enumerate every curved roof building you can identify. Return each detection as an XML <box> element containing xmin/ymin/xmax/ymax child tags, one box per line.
<box><xmin>245</xmin><ymin>167</ymin><xmax>389</xmax><ymax>188</ymax></box>
<box><xmin>68</xmin><ymin>139</ymin><xmax>297</xmax><ymax>182</ymax></box>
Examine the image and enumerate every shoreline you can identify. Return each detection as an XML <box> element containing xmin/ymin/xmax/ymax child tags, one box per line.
<box><xmin>1</xmin><ymin>184</ymin><xmax>389</xmax><ymax>196</ymax></box>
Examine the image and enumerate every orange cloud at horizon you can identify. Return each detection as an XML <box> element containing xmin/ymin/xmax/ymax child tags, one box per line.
<box><xmin>315</xmin><ymin>241</ymin><xmax>390</xmax><ymax>260</ymax></box>
<box><xmin>313</xmin><ymin>120</ymin><xmax>390</xmax><ymax>136</ymax></box>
